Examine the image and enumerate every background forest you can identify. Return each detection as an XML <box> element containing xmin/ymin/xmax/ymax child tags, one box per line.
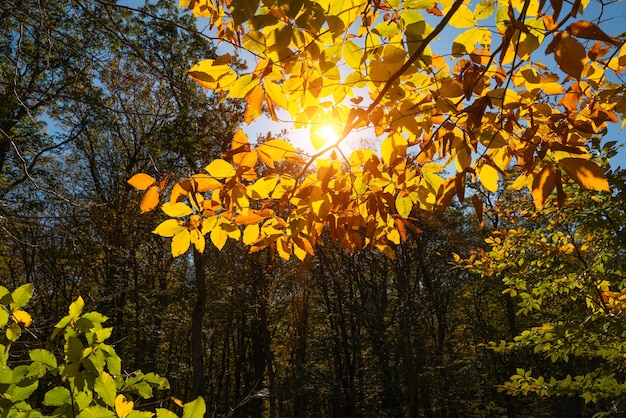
<box><xmin>2</xmin><ymin>0</ymin><xmax>626</xmax><ymax>417</ymax></box>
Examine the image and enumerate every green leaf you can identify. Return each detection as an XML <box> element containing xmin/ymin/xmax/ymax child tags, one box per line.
<box><xmin>127</xmin><ymin>411</ymin><xmax>154</xmax><ymax>418</ymax></box>
<box><xmin>0</xmin><ymin>286</ymin><xmax>10</xmax><ymax>304</ymax></box>
<box><xmin>0</xmin><ymin>307</ymin><xmax>9</xmax><ymax>328</ymax></box>
<box><xmin>6</xmin><ymin>323</ymin><xmax>22</xmax><ymax>342</ymax></box>
<box><xmin>43</xmin><ymin>386</ymin><xmax>71</xmax><ymax>407</ymax></box>
<box><xmin>182</xmin><ymin>397</ymin><xmax>206</xmax><ymax>418</ymax></box>
<box><xmin>12</xmin><ymin>381</ymin><xmax>38</xmax><ymax>402</ymax></box>
<box><xmin>10</xmin><ymin>284</ymin><xmax>33</xmax><ymax>309</ymax></box>
<box><xmin>77</xmin><ymin>405</ymin><xmax>117</xmax><ymax>418</ymax></box>
<box><xmin>29</xmin><ymin>349</ymin><xmax>57</xmax><ymax>369</ymax></box>
<box><xmin>82</xmin><ymin>311</ymin><xmax>109</xmax><ymax>325</ymax></box>
<box><xmin>156</xmin><ymin>409</ymin><xmax>178</xmax><ymax>418</ymax></box>
<box><xmin>69</xmin><ymin>296</ymin><xmax>85</xmax><ymax>318</ymax></box>
<box><xmin>94</xmin><ymin>372</ymin><xmax>117</xmax><ymax>408</ymax></box>
<box><xmin>0</xmin><ymin>365</ymin><xmax>13</xmax><ymax>384</ymax></box>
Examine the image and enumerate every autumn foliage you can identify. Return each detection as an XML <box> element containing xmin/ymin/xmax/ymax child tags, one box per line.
<box><xmin>130</xmin><ymin>0</ymin><xmax>621</xmax><ymax>258</ymax></box>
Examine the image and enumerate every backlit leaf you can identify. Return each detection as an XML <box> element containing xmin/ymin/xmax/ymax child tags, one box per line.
<box><xmin>243</xmin><ymin>224</ymin><xmax>260</xmax><ymax>245</ymax></box>
<box><xmin>115</xmin><ymin>394</ymin><xmax>134</xmax><ymax>418</ymax></box>
<box><xmin>140</xmin><ymin>185</ymin><xmax>160</xmax><ymax>214</ymax></box>
<box><xmin>205</xmin><ymin>159</ymin><xmax>236</xmax><ymax>179</ymax></box>
<box><xmin>153</xmin><ymin>219</ymin><xmax>186</xmax><ymax>237</ymax></box>
<box><xmin>128</xmin><ymin>173</ymin><xmax>156</xmax><ymax>190</ymax></box>
<box><xmin>552</xmin><ymin>32</ymin><xmax>586</xmax><ymax>79</ymax></box>
<box><xmin>244</xmin><ymin>84</ymin><xmax>264</xmax><ymax>124</ymax></box>
<box><xmin>172</xmin><ymin>229</ymin><xmax>191</xmax><ymax>257</ymax></box>
<box><xmin>258</xmin><ymin>140</ymin><xmax>297</xmax><ymax>168</ymax></box>
<box><xmin>478</xmin><ymin>163</ymin><xmax>499</xmax><ymax>192</ymax></box>
<box><xmin>95</xmin><ymin>372</ymin><xmax>117</xmax><ymax>408</ymax></box>
<box><xmin>559</xmin><ymin>158</ymin><xmax>610</xmax><ymax>192</ymax></box>
<box><xmin>162</xmin><ymin>202</ymin><xmax>193</xmax><ymax>218</ymax></box>
<box><xmin>12</xmin><ymin>310</ymin><xmax>32</xmax><ymax>327</ymax></box>
<box><xmin>182</xmin><ymin>397</ymin><xmax>206</xmax><ymax>418</ymax></box>
<box><xmin>531</xmin><ymin>164</ymin><xmax>558</xmax><ymax>209</ymax></box>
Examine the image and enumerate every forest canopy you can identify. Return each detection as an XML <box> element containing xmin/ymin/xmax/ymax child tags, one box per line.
<box><xmin>131</xmin><ymin>0</ymin><xmax>625</xmax><ymax>259</ymax></box>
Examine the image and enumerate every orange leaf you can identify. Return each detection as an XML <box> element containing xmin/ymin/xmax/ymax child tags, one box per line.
<box><xmin>531</xmin><ymin>164</ymin><xmax>558</xmax><ymax>209</ymax></box>
<box><xmin>140</xmin><ymin>185</ymin><xmax>160</xmax><ymax>213</ymax></box>
<box><xmin>128</xmin><ymin>173</ymin><xmax>156</xmax><ymax>190</ymax></box>
<box><xmin>244</xmin><ymin>84</ymin><xmax>264</xmax><ymax>124</ymax></box>
<box><xmin>558</xmin><ymin>158</ymin><xmax>610</xmax><ymax>192</ymax></box>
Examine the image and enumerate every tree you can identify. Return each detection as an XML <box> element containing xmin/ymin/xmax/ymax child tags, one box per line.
<box><xmin>134</xmin><ymin>0</ymin><xmax>622</xmax><ymax>260</ymax></box>
<box><xmin>460</xmin><ymin>141</ymin><xmax>626</xmax><ymax>415</ymax></box>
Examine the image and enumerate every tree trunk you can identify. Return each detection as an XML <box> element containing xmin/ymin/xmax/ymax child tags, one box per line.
<box><xmin>192</xmin><ymin>248</ymin><xmax>207</xmax><ymax>398</ymax></box>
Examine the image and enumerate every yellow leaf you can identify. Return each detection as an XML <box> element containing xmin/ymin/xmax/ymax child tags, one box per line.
<box><xmin>258</xmin><ymin>140</ymin><xmax>297</xmax><ymax>168</ymax></box>
<box><xmin>205</xmin><ymin>159</ymin><xmax>236</xmax><ymax>179</ymax></box>
<box><xmin>115</xmin><ymin>394</ymin><xmax>134</xmax><ymax>418</ymax></box>
<box><xmin>559</xmin><ymin>158</ymin><xmax>610</xmax><ymax>192</ymax></box>
<box><xmin>172</xmin><ymin>229</ymin><xmax>191</xmax><ymax>257</ymax></box>
<box><xmin>343</xmin><ymin>40</ymin><xmax>364</xmax><ymax>70</ymax></box>
<box><xmin>140</xmin><ymin>185</ymin><xmax>160</xmax><ymax>214</ymax></box>
<box><xmin>276</xmin><ymin>236</ymin><xmax>291</xmax><ymax>261</ymax></box>
<box><xmin>395</xmin><ymin>193</ymin><xmax>413</xmax><ymax>218</ymax></box>
<box><xmin>188</xmin><ymin>59</ymin><xmax>237</xmax><ymax>90</ymax></box>
<box><xmin>190</xmin><ymin>174</ymin><xmax>222</xmax><ymax>192</ymax></box>
<box><xmin>12</xmin><ymin>310</ymin><xmax>32</xmax><ymax>327</ymax></box>
<box><xmin>161</xmin><ymin>202</ymin><xmax>193</xmax><ymax>218</ymax></box>
<box><xmin>190</xmin><ymin>229</ymin><xmax>206</xmax><ymax>253</ymax></box>
<box><xmin>210</xmin><ymin>224</ymin><xmax>228</xmax><ymax>250</ymax></box>
<box><xmin>478</xmin><ymin>163</ymin><xmax>499</xmax><ymax>192</ymax></box>
<box><xmin>243</xmin><ymin>224</ymin><xmax>260</xmax><ymax>245</ymax></box>
<box><xmin>448</xmin><ymin>4</ymin><xmax>475</xmax><ymax>28</ymax></box>
<box><xmin>227</xmin><ymin>73</ymin><xmax>259</xmax><ymax>99</ymax></box>
<box><xmin>264</xmin><ymin>79</ymin><xmax>289</xmax><ymax>109</ymax></box>
<box><xmin>128</xmin><ymin>173</ymin><xmax>156</xmax><ymax>190</ymax></box>
<box><xmin>249</xmin><ymin>174</ymin><xmax>279</xmax><ymax>199</ymax></box>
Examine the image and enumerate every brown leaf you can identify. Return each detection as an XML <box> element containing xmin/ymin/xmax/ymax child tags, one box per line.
<box><xmin>567</xmin><ymin>20</ymin><xmax>619</xmax><ymax>45</ymax></box>
<box><xmin>471</xmin><ymin>194</ymin><xmax>483</xmax><ymax>225</ymax></box>
<box><xmin>552</xmin><ymin>32</ymin><xmax>586</xmax><ymax>79</ymax></box>
<box><xmin>549</xmin><ymin>0</ymin><xmax>563</xmax><ymax>20</ymax></box>
<box><xmin>436</xmin><ymin>176</ymin><xmax>456</xmax><ymax>211</ymax></box>
<box><xmin>559</xmin><ymin>158</ymin><xmax>610</xmax><ymax>191</ymax></box>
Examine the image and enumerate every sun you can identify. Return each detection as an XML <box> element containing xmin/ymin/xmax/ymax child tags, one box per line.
<box><xmin>310</xmin><ymin>123</ymin><xmax>340</xmax><ymax>150</ymax></box>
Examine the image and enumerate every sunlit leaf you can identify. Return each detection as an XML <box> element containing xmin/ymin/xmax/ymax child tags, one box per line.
<box><xmin>258</xmin><ymin>140</ymin><xmax>297</xmax><ymax>168</ymax></box>
<box><xmin>153</xmin><ymin>219</ymin><xmax>186</xmax><ymax>237</ymax></box>
<box><xmin>531</xmin><ymin>164</ymin><xmax>558</xmax><ymax>209</ymax></box>
<box><xmin>115</xmin><ymin>394</ymin><xmax>134</xmax><ymax>418</ymax></box>
<box><xmin>559</xmin><ymin>158</ymin><xmax>610</xmax><ymax>192</ymax></box>
<box><xmin>478</xmin><ymin>164</ymin><xmax>499</xmax><ymax>192</ymax></box>
<box><xmin>162</xmin><ymin>202</ymin><xmax>193</xmax><ymax>218</ymax></box>
<box><xmin>205</xmin><ymin>159</ymin><xmax>236</xmax><ymax>179</ymax></box>
<box><xmin>128</xmin><ymin>173</ymin><xmax>156</xmax><ymax>190</ymax></box>
<box><xmin>140</xmin><ymin>185</ymin><xmax>160</xmax><ymax>214</ymax></box>
<box><xmin>12</xmin><ymin>310</ymin><xmax>32</xmax><ymax>327</ymax></box>
<box><xmin>172</xmin><ymin>229</ymin><xmax>191</xmax><ymax>257</ymax></box>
